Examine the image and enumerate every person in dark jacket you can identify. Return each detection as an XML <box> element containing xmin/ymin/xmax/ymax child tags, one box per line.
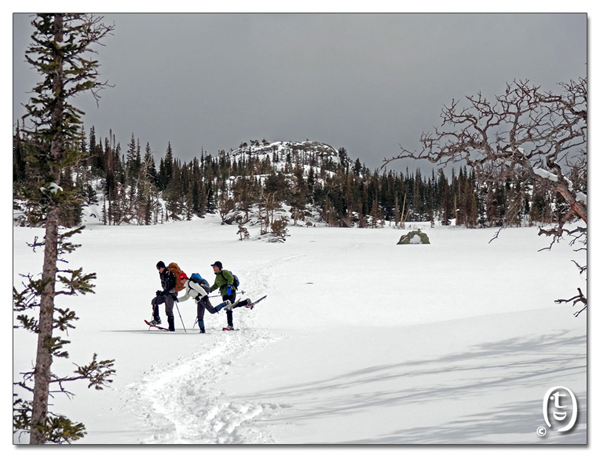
<box><xmin>150</xmin><ymin>261</ymin><xmax>177</xmax><ymax>331</ymax></box>
<box><xmin>210</xmin><ymin>261</ymin><xmax>253</xmax><ymax>330</ymax></box>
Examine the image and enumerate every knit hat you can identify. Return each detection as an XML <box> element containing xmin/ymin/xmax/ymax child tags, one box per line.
<box><xmin>156</xmin><ymin>261</ymin><xmax>166</xmax><ymax>269</ymax></box>
<box><xmin>211</xmin><ymin>261</ymin><xmax>223</xmax><ymax>270</ymax></box>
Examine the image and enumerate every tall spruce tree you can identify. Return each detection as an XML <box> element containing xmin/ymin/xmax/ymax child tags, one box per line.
<box><xmin>14</xmin><ymin>14</ymin><xmax>115</xmax><ymax>444</ymax></box>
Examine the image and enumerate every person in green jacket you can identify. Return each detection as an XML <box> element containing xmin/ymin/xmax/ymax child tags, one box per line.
<box><xmin>210</xmin><ymin>261</ymin><xmax>252</xmax><ymax>330</ymax></box>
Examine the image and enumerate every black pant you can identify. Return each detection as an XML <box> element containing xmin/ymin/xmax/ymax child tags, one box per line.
<box><xmin>223</xmin><ymin>292</ymin><xmax>236</xmax><ymax>328</ymax></box>
<box><xmin>231</xmin><ymin>299</ymin><xmax>251</xmax><ymax>309</ymax></box>
<box><xmin>197</xmin><ymin>296</ymin><xmax>219</xmax><ymax>323</ymax></box>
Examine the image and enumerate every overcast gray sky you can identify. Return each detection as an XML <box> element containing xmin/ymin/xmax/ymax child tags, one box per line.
<box><xmin>13</xmin><ymin>13</ymin><xmax>587</xmax><ymax>171</ymax></box>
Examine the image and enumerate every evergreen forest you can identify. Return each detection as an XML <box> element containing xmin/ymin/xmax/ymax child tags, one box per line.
<box><xmin>13</xmin><ymin>126</ymin><xmax>572</xmax><ymax>233</ymax></box>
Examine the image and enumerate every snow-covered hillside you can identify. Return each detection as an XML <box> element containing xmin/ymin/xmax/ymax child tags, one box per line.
<box><xmin>12</xmin><ymin>216</ymin><xmax>587</xmax><ymax>445</ymax></box>
<box><xmin>228</xmin><ymin>140</ymin><xmax>341</xmax><ymax>172</ymax></box>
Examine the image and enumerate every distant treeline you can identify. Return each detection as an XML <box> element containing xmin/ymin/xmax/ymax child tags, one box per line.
<box><xmin>13</xmin><ymin>126</ymin><xmax>568</xmax><ymax>229</ymax></box>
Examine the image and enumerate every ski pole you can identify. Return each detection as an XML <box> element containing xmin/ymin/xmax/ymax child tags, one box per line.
<box><xmin>208</xmin><ymin>290</ymin><xmax>244</xmax><ymax>299</ymax></box>
<box><xmin>175</xmin><ymin>301</ymin><xmax>187</xmax><ymax>333</ymax></box>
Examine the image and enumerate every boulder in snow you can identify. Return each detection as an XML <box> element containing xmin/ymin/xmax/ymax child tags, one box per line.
<box><xmin>397</xmin><ymin>229</ymin><xmax>430</xmax><ymax>245</ymax></box>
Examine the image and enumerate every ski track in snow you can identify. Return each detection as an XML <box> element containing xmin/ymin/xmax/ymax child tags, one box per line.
<box><xmin>125</xmin><ymin>255</ymin><xmax>301</xmax><ymax>444</ymax></box>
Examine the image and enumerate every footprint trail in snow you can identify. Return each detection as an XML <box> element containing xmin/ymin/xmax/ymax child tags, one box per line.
<box><xmin>125</xmin><ymin>257</ymin><xmax>299</xmax><ymax>443</ymax></box>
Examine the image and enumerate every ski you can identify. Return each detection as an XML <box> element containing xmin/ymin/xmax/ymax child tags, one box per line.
<box><xmin>248</xmin><ymin>295</ymin><xmax>267</xmax><ymax>309</ymax></box>
<box><xmin>145</xmin><ymin>319</ymin><xmax>169</xmax><ymax>331</ymax></box>
<box><xmin>219</xmin><ymin>296</ymin><xmax>268</xmax><ymax>331</ymax></box>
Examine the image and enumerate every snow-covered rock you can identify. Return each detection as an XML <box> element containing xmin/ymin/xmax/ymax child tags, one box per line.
<box><xmin>397</xmin><ymin>228</ymin><xmax>431</xmax><ymax>244</ymax></box>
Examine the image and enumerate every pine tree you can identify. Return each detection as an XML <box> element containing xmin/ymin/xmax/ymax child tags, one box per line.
<box><xmin>13</xmin><ymin>124</ymin><xmax>27</xmax><ymax>184</ymax></box>
<box><xmin>14</xmin><ymin>14</ymin><xmax>115</xmax><ymax>444</ymax></box>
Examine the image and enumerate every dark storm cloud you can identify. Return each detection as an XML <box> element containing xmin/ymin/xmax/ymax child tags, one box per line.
<box><xmin>13</xmin><ymin>13</ymin><xmax>586</xmax><ymax>170</ymax></box>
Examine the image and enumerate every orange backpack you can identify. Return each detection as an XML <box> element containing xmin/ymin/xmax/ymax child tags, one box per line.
<box><xmin>167</xmin><ymin>262</ymin><xmax>187</xmax><ymax>292</ymax></box>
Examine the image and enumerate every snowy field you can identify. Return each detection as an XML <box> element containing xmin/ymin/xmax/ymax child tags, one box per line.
<box><xmin>12</xmin><ymin>215</ymin><xmax>587</xmax><ymax>449</ymax></box>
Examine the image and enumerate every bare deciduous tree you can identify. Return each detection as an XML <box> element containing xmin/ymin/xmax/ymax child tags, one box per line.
<box><xmin>383</xmin><ymin>79</ymin><xmax>587</xmax><ymax>315</ymax></box>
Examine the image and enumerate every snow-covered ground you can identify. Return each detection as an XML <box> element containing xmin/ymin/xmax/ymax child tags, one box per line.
<box><xmin>12</xmin><ymin>215</ymin><xmax>587</xmax><ymax>447</ymax></box>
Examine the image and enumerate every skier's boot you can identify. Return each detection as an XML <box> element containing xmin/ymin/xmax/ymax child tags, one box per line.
<box><xmin>198</xmin><ymin>320</ymin><xmax>206</xmax><ymax>334</ymax></box>
<box><xmin>168</xmin><ymin>316</ymin><xmax>175</xmax><ymax>332</ymax></box>
<box><xmin>220</xmin><ymin>300</ymin><xmax>233</xmax><ymax>312</ymax></box>
<box><xmin>151</xmin><ymin>305</ymin><xmax>161</xmax><ymax>325</ymax></box>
